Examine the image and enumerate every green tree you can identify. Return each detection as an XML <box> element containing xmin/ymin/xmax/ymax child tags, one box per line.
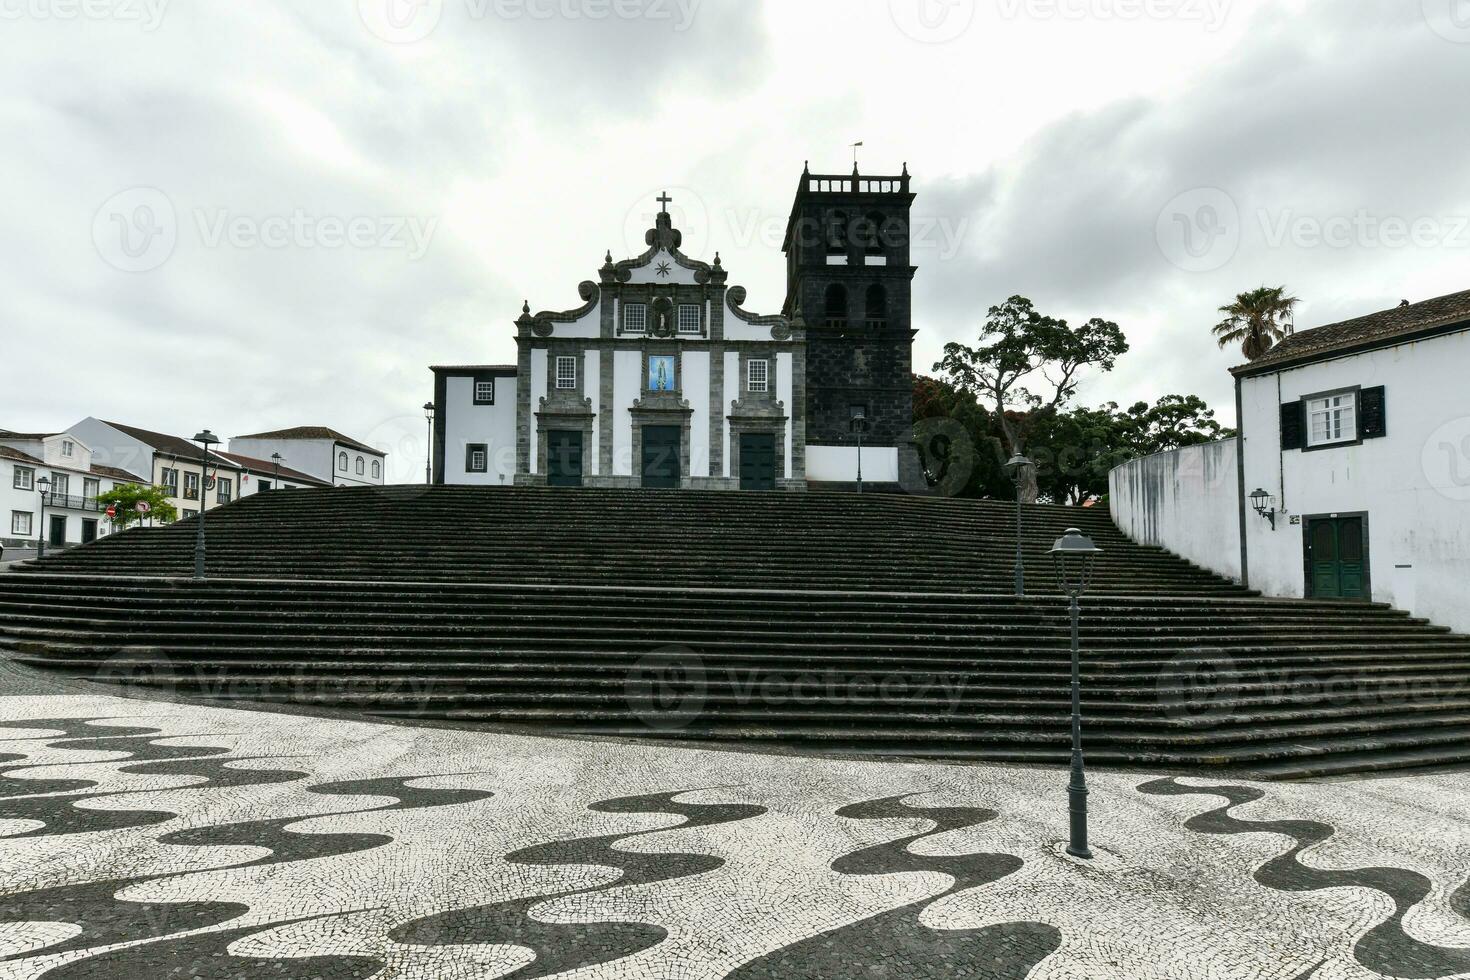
<box><xmin>97</xmin><ymin>484</ymin><xmax>177</xmax><ymax>530</ymax></box>
<box><xmin>934</xmin><ymin>296</ymin><xmax>1128</xmax><ymax>502</ymax></box>
<box><xmin>1213</xmin><ymin>286</ymin><xmax>1299</xmax><ymax>361</ymax></box>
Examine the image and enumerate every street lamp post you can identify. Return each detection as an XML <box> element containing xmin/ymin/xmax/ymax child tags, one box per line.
<box><xmin>850</xmin><ymin>410</ymin><xmax>870</xmax><ymax>494</ymax></box>
<box><xmin>271</xmin><ymin>453</ymin><xmax>283</xmax><ymax>489</ymax></box>
<box><xmin>1049</xmin><ymin>527</ymin><xmax>1103</xmax><ymax>860</ymax></box>
<box><xmin>423</xmin><ymin>402</ymin><xmax>435</xmax><ymax>485</ymax></box>
<box><xmin>192</xmin><ymin>430</ymin><xmax>220</xmax><ymax>580</ymax></box>
<box><xmin>1005</xmin><ymin>453</ymin><xmax>1034</xmax><ymax>596</ymax></box>
<box><xmin>36</xmin><ymin>476</ymin><xmax>51</xmax><ymax>560</ymax></box>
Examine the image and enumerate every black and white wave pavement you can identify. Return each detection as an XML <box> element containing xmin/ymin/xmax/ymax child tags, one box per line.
<box><xmin>1</xmin><ymin>696</ymin><xmax>1467</xmax><ymax>979</ymax></box>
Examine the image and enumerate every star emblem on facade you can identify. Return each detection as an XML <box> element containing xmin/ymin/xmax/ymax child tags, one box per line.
<box><xmin>656</xmin><ymin>260</ymin><xmax>672</xmax><ymax>277</ymax></box>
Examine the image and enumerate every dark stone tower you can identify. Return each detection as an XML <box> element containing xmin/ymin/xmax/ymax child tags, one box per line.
<box><xmin>782</xmin><ymin>162</ymin><xmax>917</xmax><ymax>491</ymax></box>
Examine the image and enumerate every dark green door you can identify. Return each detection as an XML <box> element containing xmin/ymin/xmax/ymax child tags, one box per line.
<box><xmin>547</xmin><ymin>430</ymin><xmax>583</xmax><ymax>487</ymax></box>
<box><xmin>1306</xmin><ymin>515</ymin><xmax>1368</xmax><ymax>599</ymax></box>
<box><xmin>641</xmin><ymin>426</ymin><xmax>681</xmax><ymax>489</ymax></box>
<box><xmin>739</xmin><ymin>432</ymin><xmax>776</xmax><ymax>490</ymax></box>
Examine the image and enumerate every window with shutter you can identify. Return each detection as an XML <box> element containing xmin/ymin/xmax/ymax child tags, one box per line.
<box><xmin>1280</xmin><ymin>401</ymin><xmax>1305</xmax><ymax>451</ymax></box>
<box><xmin>1359</xmin><ymin>386</ymin><xmax>1387</xmax><ymax>439</ymax></box>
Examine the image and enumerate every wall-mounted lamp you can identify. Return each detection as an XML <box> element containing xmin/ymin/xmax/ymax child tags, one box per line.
<box><xmin>1249</xmin><ymin>488</ymin><xmax>1278</xmax><ymax>530</ymax></box>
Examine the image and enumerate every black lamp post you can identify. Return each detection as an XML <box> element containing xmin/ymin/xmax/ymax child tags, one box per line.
<box><xmin>271</xmin><ymin>453</ymin><xmax>283</xmax><ymax>489</ymax></box>
<box><xmin>423</xmin><ymin>402</ymin><xmax>435</xmax><ymax>485</ymax></box>
<box><xmin>192</xmin><ymin>430</ymin><xmax>219</xmax><ymax>579</ymax></box>
<box><xmin>1249</xmin><ymin>487</ymin><xmax>1278</xmax><ymax>530</ymax></box>
<box><xmin>850</xmin><ymin>409</ymin><xmax>870</xmax><ymax>494</ymax></box>
<box><xmin>1050</xmin><ymin>526</ymin><xmax>1103</xmax><ymax>860</ymax></box>
<box><xmin>1005</xmin><ymin>453</ymin><xmax>1034</xmax><ymax>596</ymax></box>
<box><xmin>36</xmin><ymin>476</ymin><xmax>51</xmax><ymax>559</ymax></box>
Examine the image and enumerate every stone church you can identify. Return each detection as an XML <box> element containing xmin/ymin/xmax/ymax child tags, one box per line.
<box><xmin>432</xmin><ymin>163</ymin><xmax>918</xmax><ymax>491</ymax></box>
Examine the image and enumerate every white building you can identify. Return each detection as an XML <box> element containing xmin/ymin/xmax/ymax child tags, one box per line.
<box><xmin>231</xmin><ymin>427</ymin><xmax>387</xmax><ymax>488</ymax></box>
<box><xmin>69</xmin><ymin>418</ymin><xmax>244</xmax><ymax>520</ymax></box>
<box><xmin>0</xmin><ymin>430</ymin><xmax>137</xmax><ymax>550</ymax></box>
<box><xmin>216</xmin><ymin>451</ymin><xmax>332</xmax><ymax>494</ymax></box>
<box><xmin>1111</xmin><ymin>290</ymin><xmax>1470</xmax><ymax>634</ymax></box>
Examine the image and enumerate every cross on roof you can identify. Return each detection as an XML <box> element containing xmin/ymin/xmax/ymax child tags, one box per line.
<box><xmin>657</xmin><ymin>191</ymin><xmax>672</xmax><ymax>213</ymax></box>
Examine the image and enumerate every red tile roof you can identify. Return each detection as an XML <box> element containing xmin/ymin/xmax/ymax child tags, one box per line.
<box><xmin>232</xmin><ymin>426</ymin><xmax>384</xmax><ymax>456</ymax></box>
<box><xmin>215</xmin><ymin>451</ymin><xmax>330</xmax><ymax>486</ymax></box>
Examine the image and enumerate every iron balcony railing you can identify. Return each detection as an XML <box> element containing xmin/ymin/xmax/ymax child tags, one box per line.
<box><xmin>41</xmin><ymin>493</ymin><xmax>105</xmax><ymax>512</ymax></box>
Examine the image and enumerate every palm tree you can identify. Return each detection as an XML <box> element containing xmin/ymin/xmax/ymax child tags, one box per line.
<box><xmin>1213</xmin><ymin>286</ymin><xmax>1300</xmax><ymax>360</ymax></box>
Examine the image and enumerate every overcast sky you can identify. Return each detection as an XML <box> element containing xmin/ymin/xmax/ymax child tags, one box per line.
<box><xmin>4</xmin><ymin>0</ymin><xmax>1469</xmax><ymax>480</ymax></box>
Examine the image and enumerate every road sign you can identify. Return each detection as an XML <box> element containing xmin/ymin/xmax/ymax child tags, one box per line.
<box><xmin>135</xmin><ymin>501</ymin><xmax>151</xmax><ymax>514</ymax></box>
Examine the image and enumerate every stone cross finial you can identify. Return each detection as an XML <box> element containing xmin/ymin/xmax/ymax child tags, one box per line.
<box><xmin>657</xmin><ymin>191</ymin><xmax>672</xmax><ymax>213</ymax></box>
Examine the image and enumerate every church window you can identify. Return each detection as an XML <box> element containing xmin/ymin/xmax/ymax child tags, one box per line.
<box><xmin>624</xmin><ymin>303</ymin><xmax>647</xmax><ymax>333</ymax></box>
<box><xmin>356</xmin><ymin>456</ymin><xmax>365</xmax><ymax>475</ymax></box>
<box><xmin>823</xmin><ymin>284</ymin><xmax>847</xmax><ymax>327</ymax></box>
<box><xmin>748</xmin><ymin>358</ymin><xmax>769</xmax><ymax>393</ymax></box>
<box><xmin>474</xmin><ymin>380</ymin><xmax>495</xmax><ymax>404</ymax></box>
<box><xmin>556</xmin><ymin>356</ymin><xmax>578</xmax><ymax>389</ymax></box>
<box><xmin>338</xmin><ymin>452</ymin><xmax>348</xmax><ymax>470</ymax></box>
<box><xmin>863</xmin><ymin>211</ymin><xmax>886</xmax><ymax>254</ymax></box>
<box><xmin>465</xmin><ymin>444</ymin><xmax>488</xmax><ymax>473</ymax></box>
<box><xmin>865</xmin><ymin>284</ymin><xmax>888</xmax><ymax>325</ymax></box>
<box><xmin>826</xmin><ymin>211</ymin><xmax>848</xmax><ymax>255</ymax></box>
<box><xmin>372</xmin><ymin>460</ymin><xmax>381</xmax><ymax>479</ymax></box>
<box><xmin>677</xmin><ymin>304</ymin><xmax>701</xmax><ymax>334</ymax></box>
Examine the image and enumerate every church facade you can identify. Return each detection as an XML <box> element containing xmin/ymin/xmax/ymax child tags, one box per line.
<box><xmin>432</xmin><ymin>164</ymin><xmax>918</xmax><ymax>491</ymax></box>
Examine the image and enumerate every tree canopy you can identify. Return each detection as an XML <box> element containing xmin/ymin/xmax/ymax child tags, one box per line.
<box><xmin>97</xmin><ymin>484</ymin><xmax>178</xmax><ymax>530</ymax></box>
<box><xmin>1213</xmin><ymin>286</ymin><xmax>1299</xmax><ymax>361</ymax></box>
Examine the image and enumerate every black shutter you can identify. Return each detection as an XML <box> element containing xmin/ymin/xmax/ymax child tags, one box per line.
<box><xmin>1280</xmin><ymin>401</ymin><xmax>1306</xmax><ymax>451</ymax></box>
<box><xmin>1360</xmin><ymin>386</ymin><xmax>1387</xmax><ymax>439</ymax></box>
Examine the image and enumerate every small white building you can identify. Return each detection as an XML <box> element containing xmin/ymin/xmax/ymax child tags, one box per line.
<box><xmin>0</xmin><ymin>430</ymin><xmax>136</xmax><ymax>550</ymax></box>
<box><xmin>1111</xmin><ymin>289</ymin><xmax>1470</xmax><ymax>634</ymax></box>
<box><xmin>230</xmin><ymin>427</ymin><xmax>387</xmax><ymax>488</ymax></box>
<box><xmin>216</xmin><ymin>451</ymin><xmax>333</xmax><ymax>494</ymax></box>
<box><xmin>432</xmin><ymin>365</ymin><xmax>518</xmax><ymax>485</ymax></box>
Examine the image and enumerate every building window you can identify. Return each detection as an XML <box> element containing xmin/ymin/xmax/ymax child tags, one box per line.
<box><xmin>161</xmin><ymin>468</ymin><xmax>179</xmax><ymax>496</ymax></box>
<box><xmin>339</xmin><ymin>452</ymin><xmax>348</xmax><ymax>470</ymax></box>
<box><xmin>356</xmin><ymin>456</ymin><xmax>365</xmax><ymax>475</ymax></box>
<box><xmin>183</xmin><ymin>472</ymin><xmax>200</xmax><ymax>500</ymax></box>
<box><xmin>624</xmin><ymin>303</ymin><xmax>647</xmax><ymax>333</ymax></box>
<box><xmin>13</xmin><ymin>466</ymin><xmax>33</xmax><ymax>491</ymax></box>
<box><xmin>465</xmin><ymin>443</ymin><xmax>488</xmax><ymax>473</ymax></box>
<box><xmin>748</xmin><ymin>358</ymin><xmax>769</xmax><ymax>393</ymax></box>
<box><xmin>83</xmin><ymin>477</ymin><xmax>99</xmax><ymax>500</ymax></box>
<box><xmin>51</xmin><ymin>473</ymin><xmax>69</xmax><ymax>496</ymax></box>
<box><xmin>12</xmin><ymin>512</ymin><xmax>32</xmax><ymax>536</ymax></box>
<box><xmin>1307</xmin><ymin>391</ymin><xmax>1357</xmax><ymax>447</ymax></box>
<box><xmin>677</xmin><ymin>304</ymin><xmax>701</xmax><ymax>334</ymax></box>
<box><xmin>372</xmin><ymin>460</ymin><xmax>381</xmax><ymax>479</ymax></box>
<box><xmin>474</xmin><ymin>380</ymin><xmax>496</xmax><ymax>404</ymax></box>
<box><xmin>556</xmin><ymin>355</ymin><xmax>578</xmax><ymax>390</ymax></box>
<box><xmin>217</xmin><ymin>478</ymin><xmax>233</xmax><ymax>503</ymax></box>
<box><xmin>60</xmin><ymin>440</ymin><xmax>74</xmax><ymax>458</ymax></box>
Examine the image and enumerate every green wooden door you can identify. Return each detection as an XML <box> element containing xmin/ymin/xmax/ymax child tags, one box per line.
<box><xmin>739</xmin><ymin>432</ymin><xmax>776</xmax><ymax>490</ymax></box>
<box><xmin>641</xmin><ymin>426</ymin><xmax>681</xmax><ymax>489</ymax></box>
<box><xmin>547</xmin><ymin>431</ymin><xmax>583</xmax><ymax>487</ymax></box>
<box><xmin>1306</xmin><ymin>516</ymin><xmax>1367</xmax><ymax>599</ymax></box>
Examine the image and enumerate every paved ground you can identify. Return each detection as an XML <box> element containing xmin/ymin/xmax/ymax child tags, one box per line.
<box><xmin>0</xmin><ymin>692</ymin><xmax>1467</xmax><ymax>980</ymax></box>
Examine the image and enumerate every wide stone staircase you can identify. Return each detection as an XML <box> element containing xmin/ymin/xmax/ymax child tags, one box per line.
<box><xmin>1</xmin><ymin>486</ymin><xmax>1467</xmax><ymax>777</ymax></box>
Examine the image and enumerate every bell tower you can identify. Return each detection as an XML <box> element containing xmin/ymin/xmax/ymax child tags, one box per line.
<box><xmin>782</xmin><ymin>161</ymin><xmax>917</xmax><ymax>491</ymax></box>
